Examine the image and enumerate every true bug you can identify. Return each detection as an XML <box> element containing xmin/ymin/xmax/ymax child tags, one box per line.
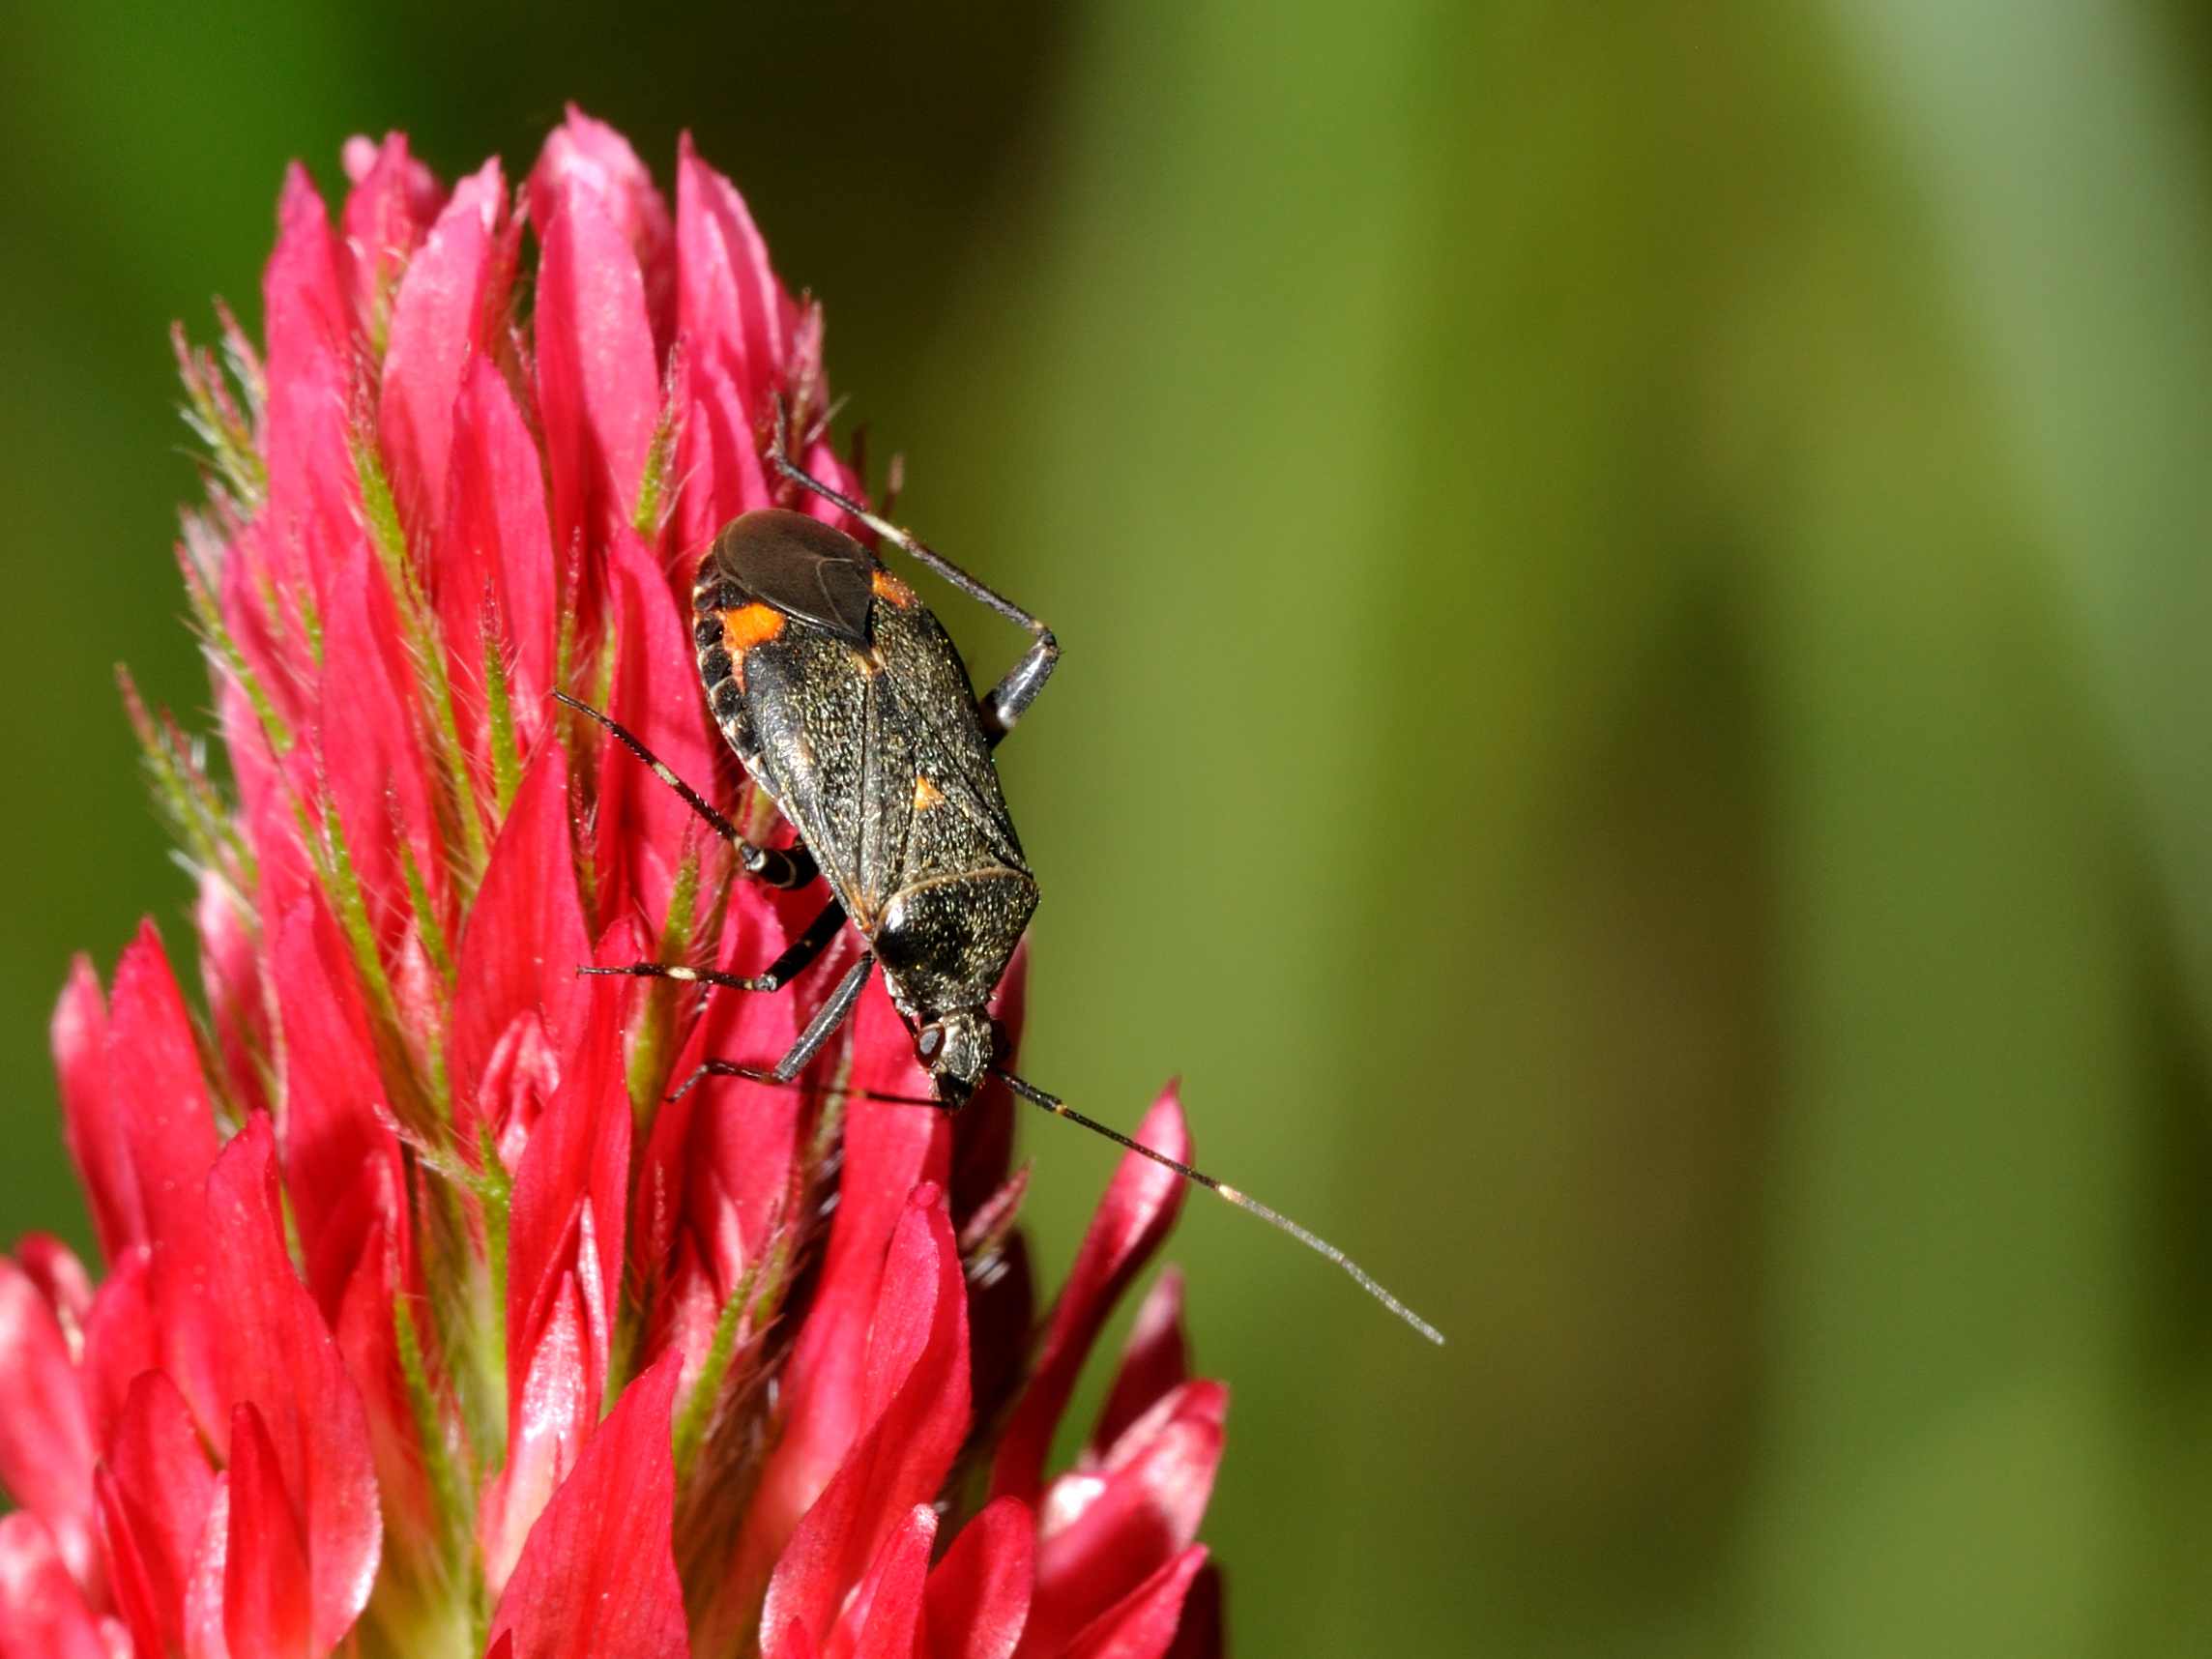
<box><xmin>565</xmin><ymin>399</ymin><xmax>1441</xmax><ymax>1344</ymax></box>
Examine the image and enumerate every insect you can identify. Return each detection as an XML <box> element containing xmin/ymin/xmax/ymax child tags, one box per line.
<box><xmin>562</xmin><ymin>398</ymin><xmax>1441</xmax><ymax>1344</ymax></box>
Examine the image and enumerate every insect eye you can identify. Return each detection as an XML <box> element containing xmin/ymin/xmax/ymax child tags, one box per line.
<box><xmin>916</xmin><ymin>1023</ymin><xmax>946</xmax><ymax>1063</ymax></box>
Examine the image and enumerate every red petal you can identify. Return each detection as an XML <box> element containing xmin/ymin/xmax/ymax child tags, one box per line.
<box><xmin>504</xmin><ymin>981</ymin><xmax>630</xmax><ymax>1431</ymax></box>
<box><xmin>98</xmin><ymin>1372</ymin><xmax>218</xmax><ymax>1658</ymax></box>
<box><xmin>748</xmin><ymin>975</ymin><xmax>949</xmax><ymax>1554</ymax></box>
<box><xmin>591</xmin><ymin>531</ymin><xmax>719</xmax><ymax>930</ymax></box>
<box><xmin>825</xmin><ymin>1505</ymin><xmax>935</xmax><ymax>1659</ymax></box>
<box><xmin>101</xmin><ymin>922</ymin><xmax>222</xmax><ymax>1255</ymax></box>
<box><xmin>195</xmin><ymin>871</ymin><xmax>269</xmax><ymax>1121</ymax></box>
<box><xmin>14</xmin><ymin>1237</ymin><xmax>92</xmax><ymax>1338</ymax></box>
<box><xmin>261</xmin><ymin>166</ymin><xmax>371</xmax><ymax>617</ymax></box>
<box><xmin>1025</xmin><ymin>1384</ymin><xmax>1225</xmax><ymax>1656</ymax></box>
<box><xmin>451</xmin><ymin>742</ymin><xmax>590</xmax><ymax>1151</ymax></box>
<box><xmin>759</xmin><ymin>1188</ymin><xmax>970</xmax><ymax>1652</ymax></box>
<box><xmin>0</xmin><ymin>1513</ymin><xmax>115</xmax><ymax>1659</ymax></box>
<box><xmin>533</xmin><ymin>158</ymin><xmax>661</xmax><ymax>567</ymax></box>
<box><xmin>639</xmin><ymin>876</ymin><xmax>829</xmax><ymax>1312</ymax></box>
<box><xmin>381</xmin><ymin>158</ymin><xmax>506</xmax><ymax>528</ymax></box>
<box><xmin>0</xmin><ymin>1259</ymin><xmax>96</xmax><ymax>1579</ymax></box>
<box><xmin>76</xmin><ymin>1251</ymin><xmax>154</xmax><ymax>1449</ymax></box>
<box><xmin>479</xmin><ymin>1272</ymin><xmax>590</xmax><ymax>1598</ymax></box>
<box><xmin>675</xmin><ymin>136</ymin><xmax>798</xmax><ymax>420</ymax></box>
<box><xmin>158</xmin><ymin>1116</ymin><xmax>382</xmax><ymax>1651</ymax></box>
<box><xmin>486</xmin><ymin>1358</ymin><xmax>689</xmax><ymax>1659</ymax></box>
<box><xmin>51</xmin><ymin>960</ymin><xmax>130</xmax><ymax>1265</ymax></box>
<box><xmin>1054</xmin><ymin>1549</ymin><xmax>1208</xmax><ymax>1659</ymax></box>
<box><xmin>275</xmin><ymin>895</ymin><xmax>404</xmax><ymax>1315</ymax></box>
<box><xmin>436</xmin><ymin>358</ymin><xmax>558</xmax><ymax>754</ymax></box>
<box><xmin>221</xmin><ymin>1404</ymin><xmax>312</xmax><ymax>1659</ymax></box>
<box><xmin>318</xmin><ymin>545</ymin><xmax>447</xmax><ymax>941</ymax></box>
<box><xmin>532</xmin><ymin>106</ymin><xmax>674</xmax><ymax>349</ymax></box>
<box><xmin>1160</xmin><ymin>1563</ymin><xmax>1221</xmax><ymax>1659</ymax></box>
<box><xmin>1089</xmin><ymin>1269</ymin><xmax>1187</xmax><ymax>1458</ymax></box>
<box><xmin>924</xmin><ymin>1499</ymin><xmax>1033</xmax><ymax>1659</ymax></box>
<box><xmin>993</xmin><ymin>1089</ymin><xmax>1192</xmax><ymax>1504</ymax></box>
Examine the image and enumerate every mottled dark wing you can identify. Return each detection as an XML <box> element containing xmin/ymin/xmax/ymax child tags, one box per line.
<box><xmin>868</xmin><ymin>597</ymin><xmax>1028</xmax><ymax>882</ymax></box>
<box><xmin>706</xmin><ymin>509</ymin><xmax>875</xmax><ymax>645</ymax></box>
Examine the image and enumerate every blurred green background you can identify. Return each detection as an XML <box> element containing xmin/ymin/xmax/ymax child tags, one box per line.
<box><xmin>6</xmin><ymin>1</ymin><xmax>2212</xmax><ymax>1653</ymax></box>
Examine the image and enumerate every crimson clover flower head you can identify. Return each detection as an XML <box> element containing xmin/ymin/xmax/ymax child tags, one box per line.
<box><xmin>0</xmin><ymin>110</ymin><xmax>1226</xmax><ymax>1659</ymax></box>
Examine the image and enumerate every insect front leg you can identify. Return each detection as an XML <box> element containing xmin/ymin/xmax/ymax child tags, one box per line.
<box><xmin>583</xmin><ymin>898</ymin><xmax>846</xmax><ymax>996</ymax></box>
<box><xmin>768</xmin><ymin>396</ymin><xmax>1059</xmax><ymax>748</ymax></box>
<box><xmin>554</xmin><ymin>690</ymin><xmax>818</xmax><ymax>888</ymax></box>
<box><xmin>671</xmin><ymin>950</ymin><xmax>877</xmax><ymax>1099</ymax></box>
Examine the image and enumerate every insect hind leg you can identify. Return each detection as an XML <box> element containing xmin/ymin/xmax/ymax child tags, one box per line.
<box><xmin>769</xmin><ymin>396</ymin><xmax>1058</xmax><ymax>749</ymax></box>
<box><xmin>554</xmin><ymin>689</ymin><xmax>816</xmax><ymax>888</ymax></box>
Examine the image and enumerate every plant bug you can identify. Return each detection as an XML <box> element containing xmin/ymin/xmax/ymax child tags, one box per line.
<box><xmin>565</xmin><ymin>397</ymin><xmax>1442</xmax><ymax>1345</ymax></box>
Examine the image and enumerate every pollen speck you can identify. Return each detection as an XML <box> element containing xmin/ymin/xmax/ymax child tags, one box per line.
<box><xmin>913</xmin><ymin>774</ymin><xmax>946</xmax><ymax>812</ymax></box>
<box><xmin>872</xmin><ymin>568</ymin><xmax>917</xmax><ymax>608</ymax></box>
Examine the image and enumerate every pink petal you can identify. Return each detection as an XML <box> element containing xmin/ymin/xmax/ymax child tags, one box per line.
<box><xmin>531</xmin><ymin>105</ymin><xmax>674</xmax><ymax>349</ymax></box>
<box><xmin>101</xmin><ymin>921</ymin><xmax>222</xmax><ymax>1255</ymax></box>
<box><xmin>0</xmin><ymin>1513</ymin><xmax>116</xmax><ymax>1659</ymax></box>
<box><xmin>1024</xmin><ymin>1383</ymin><xmax>1226</xmax><ymax>1656</ymax></box>
<box><xmin>220</xmin><ymin>1404</ymin><xmax>311</xmax><ymax>1659</ymax></box>
<box><xmin>451</xmin><ymin>742</ymin><xmax>591</xmax><ymax>1151</ymax></box>
<box><xmin>1089</xmin><ymin>1269</ymin><xmax>1187</xmax><ymax>1458</ymax></box>
<box><xmin>486</xmin><ymin>1358</ymin><xmax>689</xmax><ymax>1659</ymax></box>
<box><xmin>533</xmin><ymin>157</ymin><xmax>661</xmax><ymax>568</ymax></box>
<box><xmin>380</xmin><ymin>158</ymin><xmax>507</xmax><ymax>528</ymax></box>
<box><xmin>1055</xmin><ymin>1549</ymin><xmax>1209</xmax><ymax>1659</ymax></box>
<box><xmin>993</xmin><ymin>1089</ymin><xmax>1192</xmax><ymax>1504</ymax></box>
<box><xmin>759</xmin><ymin>1187</ymin><xmax>970</xmax><ymax>1652</ymax></box>
<box><xmin>825</xmin><ymin>1505</ymin><xmax>935</xmax><ymax>1659</ymax></box>
<box><xmin>672</xmin><ymin>358</ymin><xmax>772</xmax><ymax>556</ymax></box>
<box><xmin>0</xmin><ymin>1258</ymin><xmax>96</xmax><ymax>1579</ymax></box>
<box><xmin>50</xmin><ymin>958</ymin><xmax>126</xmax><ymax>1262</ymax></box>
<box><xmin>675</xmin><ymin>135</ymin><xmax>799</xmax><ymax>421</ymax></box>
<box><xmin>924</xmin><ymin>1499</ymin><xmax>1033</xmax><ymax>1659</ymax></box>
<box><xmin>95</xmin><ymin>1372</ymin><xmax>217</xmax><ymax>1659</ymax></box>
<box><xmin>339</xmin><ymin>132</ymin><xmax>445</xmax><ymax>331</ymax></box>
<box><xmin>264</xmin><ymin>163</ymin><xmax>350</xmax><ymax>377</ymax></box>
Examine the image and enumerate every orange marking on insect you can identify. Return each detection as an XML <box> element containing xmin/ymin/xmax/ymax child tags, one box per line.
<box><xmin>872</xmin><ymin>568</ymin><xmax>917</xmax><ymax>608</ymax></box>
<box><xmin>720</xmin><ymin>603</ymin><xmax>786</xmax><ymax>653</ymax></box>
<box><xmin>913</xmin><ymin>774</ymin><xmax>946</xmax><ymax>812</ymax></box>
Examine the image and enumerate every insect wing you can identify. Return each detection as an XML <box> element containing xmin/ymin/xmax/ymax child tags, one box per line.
<box><xmin>708</xmin><ymin>509</ymin><xmax>875</xmax><ymax>646</ymax></box>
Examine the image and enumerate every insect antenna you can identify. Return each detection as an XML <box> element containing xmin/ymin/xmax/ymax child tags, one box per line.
<box><xmin>991</xmin><ymin>1066</ymin><xmax>1445</xmax><ymax>1347</ymax></box>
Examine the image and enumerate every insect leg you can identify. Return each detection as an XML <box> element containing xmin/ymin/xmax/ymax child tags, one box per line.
<box><xmin>668</xmin><ymin>949</ymin><xmax>876</xmax><ymax>1100</ymax></box>
<box><xmin>582</xmin><ymin>898</ymin><xmax>846</xmax><ymax>995</ymax></box>
<box><xmin>554</xmin><ymin>689</ymin><xmax>817</xmax><ymax>888</ymax></box>
<box><xmin>769</xmin><ymin>396</ymin><xmax>1058</xmax><ymax>747</ymax></box>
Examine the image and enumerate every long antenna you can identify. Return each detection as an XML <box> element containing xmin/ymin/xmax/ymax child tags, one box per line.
<box><xmin>993</xmin><ymin>1066</ymin><xmax>1444</xmax><ymax>1346</ymax></box>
